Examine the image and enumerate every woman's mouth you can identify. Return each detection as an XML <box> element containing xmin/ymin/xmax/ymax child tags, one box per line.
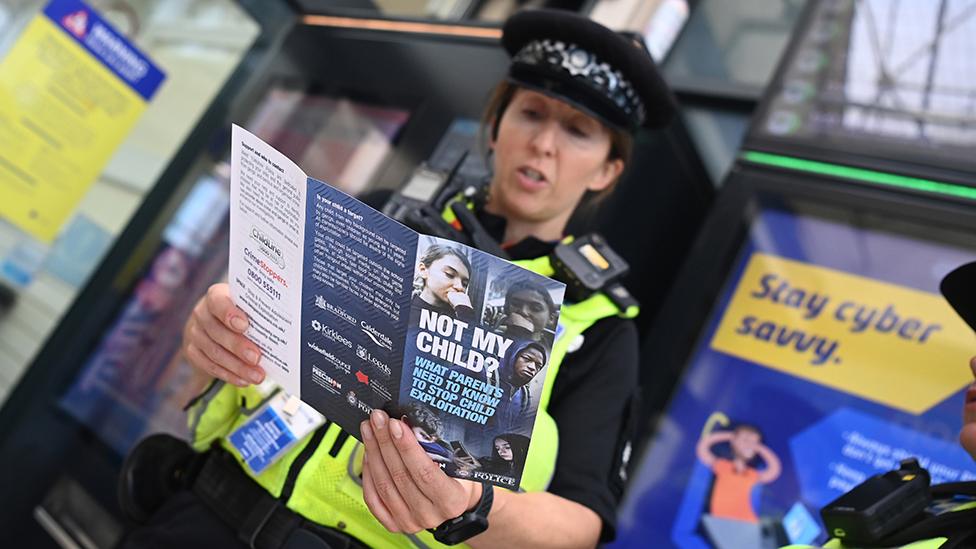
<box><xmin>516</xmin><ymin>167</ymin><xmax>548</xmax><ymax>191</ymax></box>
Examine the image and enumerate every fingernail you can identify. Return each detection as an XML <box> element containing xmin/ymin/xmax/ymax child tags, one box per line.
<box><xmin>248</xmin><ymin>368</ymin><xmax>263</xmax><ymax>383</ymax></box>
<box><xmin>361</xmin><ymin>421</ymin><xmax>373</xmax><ymax>441</ymax></box>
<box><xmin>389</xmin><ymin>419</ymin><xmax>402</xmax><ymax>439</ymax></box>
<box><xmin>244</xmin><ymin>350</ymin><xmax>259</xmax><ymax>364</ymax></box>
<box><xmin>231</xmin><ymin>316</ymin><xmax>248</xmax><ymax>331</ymax></box>
<box><xmin>371</xmin><ymin>410</ymin><xmax>387</xmax><ymax>429</ymax></box>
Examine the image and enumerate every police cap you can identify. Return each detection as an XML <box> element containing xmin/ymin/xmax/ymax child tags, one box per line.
<box><xmin>502</xmin><ymin>9</ymin><xmax>676</xmax><ymax>132</ymax></box>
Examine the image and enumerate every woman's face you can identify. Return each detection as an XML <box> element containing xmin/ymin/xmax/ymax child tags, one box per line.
<box><xmin>420</xmin><ymin>254</ymin><xmax>470</xmax><ymax>306</ymax></box>
<box><xmin>488</xmin><ymin>89</ymin><xmax>623</xmax><ymax>235</ymax></box>
<box><xmin>730</xmin><ymin>429</ymin><xmax>761</xmax><ymax>461</ymax></box>
<box><xmin>495</xmin><ymin>439</ymin><xmax>513</xmax><ymax>461</ymax></box>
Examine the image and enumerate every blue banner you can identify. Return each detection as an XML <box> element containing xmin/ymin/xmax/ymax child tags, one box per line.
<box><xmin>43</xmin><ymin>0</ymin><xmax>165</xmax><ymax>100</ymax></box>
<box><xmin>611</xmin><ymin>200</ymin><xmax>976</xmax><ymax>548</ymax></box>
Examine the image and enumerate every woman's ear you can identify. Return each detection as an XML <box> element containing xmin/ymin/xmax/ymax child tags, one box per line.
<box><xmin>588</xmin><ymin>158</ymin><xmax>625</xmax><ymax>193</ymax></box>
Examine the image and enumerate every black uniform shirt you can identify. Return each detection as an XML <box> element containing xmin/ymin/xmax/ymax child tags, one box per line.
<box><xmin>498</xmin><ymin>231</ymin><xmax>639</xmax><ymax>543</ymax></box>
<box><xmin>366</xmin><ymin>191</ymin><xmax>639</xmax><ymax>541</ymax></box>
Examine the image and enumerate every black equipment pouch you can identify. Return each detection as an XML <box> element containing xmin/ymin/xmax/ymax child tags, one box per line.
<box><xmin>119</xmin><ymin>434</ymin><xmax>367</xmax><ymax>549</ymax></box>
<box><xmin>118</xmin><ymin>433</ymin><xmax>200</xmax><ymax>524</ymax></box>
<box><xmin>821</xmin><ymin>458</ymin><xmax>976</xmax><ymax>547</ymax></box>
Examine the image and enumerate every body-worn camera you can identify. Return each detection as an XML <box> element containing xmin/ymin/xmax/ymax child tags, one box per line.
<box><xmin>551</xmin><ymin>234</ymin><xmax>627</xmax><ymax>301</ymax></box>
<box><xmin>820</xmin><ymin>458</ymin><xmax>931</xmax><ymax>545</ymax></box>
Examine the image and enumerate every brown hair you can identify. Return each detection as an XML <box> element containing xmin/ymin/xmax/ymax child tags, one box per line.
<box><xmin>480</xmin><ymin>81</ymin><xmax>633</xmax><ymax>203</ymax></box>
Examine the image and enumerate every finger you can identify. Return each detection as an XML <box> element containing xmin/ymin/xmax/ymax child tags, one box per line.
<box><xmin>370</xmin><ymin>413</ymin><xmax>446</xmax><ymax>529</ymax></box>
<box><xmin>184</xmin><ymin>342</ymin><xmax>249</xmax><ymax>386</ymax></box>
<box><xmin>361</xmin><ymin>420</ymin><xmax>420</xmax><ymax>533</ymax></box>
<box><xmin>367</xmin><ymin>414</ymin><xmax>443</xmax><ymax>531</ymax></box>
<box><xmin>189</xmin><ymin>323</ymin><xmax>263</xmax><ymax>385</ymax></box>
<box><xmin>193</xmin><ymin>298</ymin><xmax>264</xmax><ymax>383</ymax></box>
<box><xmin>393</xmin><ymin>419</ymin><xmax>470</xmax><ymax>518</ymax></box>
<box><xmin>361</xmin><ymin>450</ymin><xmax>400</xmax><ymax>533</ymax></box>
<box><xmin>206</xmin><ymin>283</ymin><xmax>250</xmax><ymax>333</ymax></box>
<box><xmin>970</xmin><ymin>356</ymin><xmax>976</xmax><ymax>378</ymax></box>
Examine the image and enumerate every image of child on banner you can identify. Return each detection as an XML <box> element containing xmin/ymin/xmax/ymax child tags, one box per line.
<box><xmin>696</xmin><ymin>417</ymin><xmax>782</xmax><ymax>523</ymax></box>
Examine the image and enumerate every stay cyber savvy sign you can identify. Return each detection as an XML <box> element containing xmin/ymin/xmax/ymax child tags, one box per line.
<box><xmin>228</xmin><ymin>126</ymin><xmax>565</xmax><ymax>489</ymax></box>
<box><xmin>711</xmin><ymin>252</ymin><xmax>971</xmax><ymax>414</ymax></box>
<box><xmin>613</xmin><ymin>206</ymin><xmax>976</xmax><ymax>548</ymax></box>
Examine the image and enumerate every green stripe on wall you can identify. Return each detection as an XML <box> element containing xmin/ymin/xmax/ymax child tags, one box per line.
<box><xmin>741</xmin><ymin>151</ymin><xmax>976</xmax><ymax>201</ymax></box>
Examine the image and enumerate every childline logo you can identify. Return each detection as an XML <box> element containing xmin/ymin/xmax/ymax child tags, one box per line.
<box><xmin>250</xmin><ymin>226</ymin><xmax>285</xmax><ymax>269</ymax></box>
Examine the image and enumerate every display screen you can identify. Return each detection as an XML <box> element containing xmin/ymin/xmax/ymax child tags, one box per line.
<box><xmin>579</xmin><ymin>243</ymin><xmax>610</xmax><ymax>271</ymax></box>
<box><xmin>610</xmin><ymin>194</ymin><xmax>976</xmax><ymax>548</ymax></box>
<box><xmin>757</xmin><ymin>0</ymin><xmax>976</xmax><ymax>169</ymax></box>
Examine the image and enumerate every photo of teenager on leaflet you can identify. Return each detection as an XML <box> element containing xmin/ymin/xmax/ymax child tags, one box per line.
<box><xmin>489</xmin><ymin>339</ymin><xmax>547</xmax><ymax>433</ymax></box>
<box><xmin>119</xmin><ymin>9</ymin><xmax>676</xmax><ymax>549</ymax></box>
<box><xmin>412</xmin><ymin>241</ymin><xmax>475</xmax><ymax>321</ymax></box>
<box><xmin>480</xmin><ymin>434</ymin><xmax>530</xmax><ymax>477</ymax></box>
<box><xmin>488</xmin><ymin>279</ymin><xmax>557</xmax><ymax>348</ymax></box>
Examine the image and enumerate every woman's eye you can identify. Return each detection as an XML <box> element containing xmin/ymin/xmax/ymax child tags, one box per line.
<box><xmin>569</xmin><ymin>125</ymin><xmax>589</xmax><ymax>138</ymax></box>
<box><xmin>522</xmin><ymin>108</ymin><xmax>541</xmax><ymax>119</ymax></box>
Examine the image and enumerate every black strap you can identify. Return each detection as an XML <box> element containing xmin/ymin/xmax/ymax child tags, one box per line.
<box><xmin>870</xmin><ymin>482</ymin><xmax>976</xmax><ymax>547</ymax></box>
<box><xmin>190</xmin><ymin>447</ymin><xmax>365</xmax><ymax>549</ymax></box>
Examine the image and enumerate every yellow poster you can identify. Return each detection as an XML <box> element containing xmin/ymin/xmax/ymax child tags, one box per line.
<box><xmin>0</xmin><ymin>0</ymin><xmax>164</xmax><ymax>242</ymax></box>
<box><xmin>710</xmin><ymin>252</ymin><xmax>976</xmax><ymax>414</ymax></box>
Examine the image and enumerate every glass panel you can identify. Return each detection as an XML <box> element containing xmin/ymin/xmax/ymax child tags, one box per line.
<box><xmin>757</xmin><ymin>0</ymin><xmax>976</xmax><ymax>169</ymax></box>
<box><xmin>681</xmin><ymin>106</ymin><xmax>751</xmax><ymax>184</ymax></box>
<box><xmin>0</xmin><ymin>0</ymin><xmax>260</xmax><ymax>406</ymax></box>
<box><xmin>664</xmin><ymin>0</ymin><xmax>807</xmax><ymax>92</ymax></box>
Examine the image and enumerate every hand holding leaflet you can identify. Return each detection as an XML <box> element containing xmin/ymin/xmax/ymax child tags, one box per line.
<box><xmin>227</xmin><ymin>125</ymin><xmax>565</xmax><ymax>489</ymax></box>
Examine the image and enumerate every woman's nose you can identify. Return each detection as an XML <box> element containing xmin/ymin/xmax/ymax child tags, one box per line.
<box><xmin>529</xmin><ymin>123</ymin><xmax>557</xmax><ymax>156</ymax></box>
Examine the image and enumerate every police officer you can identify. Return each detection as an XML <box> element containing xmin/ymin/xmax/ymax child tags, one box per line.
<box><xmin>122</xmin><ymin>9</ymin><xmax>676</xmax><ymax>549</ymax></box>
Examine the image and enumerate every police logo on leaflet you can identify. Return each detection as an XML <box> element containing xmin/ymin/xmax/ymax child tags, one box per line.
<box><xmin>346</xmin><ymin>391</ymin><xmax>358</xmax><ymax>406</ymax></box>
